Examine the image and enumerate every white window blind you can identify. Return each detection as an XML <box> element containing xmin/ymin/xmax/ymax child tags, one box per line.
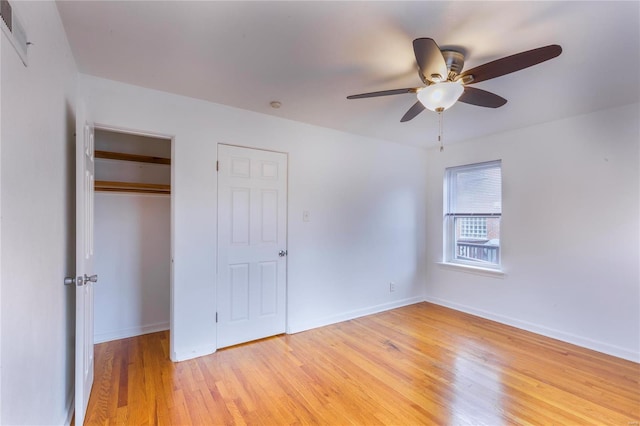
<box><xmin>448</xmin><ymin>161</ymin><xmax>501</xmax><ymax>216</ymax></box>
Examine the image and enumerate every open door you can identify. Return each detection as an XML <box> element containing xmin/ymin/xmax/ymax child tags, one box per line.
<box><xmin>72</xmin><ymin>99</ymin><xmax>97</xmax><ymax>425</ymax></box>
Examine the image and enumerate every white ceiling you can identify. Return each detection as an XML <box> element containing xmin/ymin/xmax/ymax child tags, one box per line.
<box><xmin>56</xmin><ymin>1</ymin><xmax>640</xmax><ymax>148</ymax></box>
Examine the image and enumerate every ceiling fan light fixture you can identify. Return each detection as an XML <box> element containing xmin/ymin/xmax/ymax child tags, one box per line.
<box><xmin>417</xmin><ymin>81</ymin><xmax>464</xmax><ymax>112</ymax></box>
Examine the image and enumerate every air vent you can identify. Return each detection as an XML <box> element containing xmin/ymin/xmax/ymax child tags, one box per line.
<box><xmin>1</xmin><ymin>0</ymin><xmax>12</xmax><ymax>31</ymax></box>
<box><xmin>0</xmin><ymin>0</ymin><xmax>28</xmax><ymax>66</ymax></box>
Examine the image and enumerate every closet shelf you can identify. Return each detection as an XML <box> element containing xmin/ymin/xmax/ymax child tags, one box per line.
<box><xmin>95</xmin><ymin>180</ymin><xmax>170</xmax><ymax>194</ymax></box>
<box><xmin>95</xmin><ymin>150</ymin><xmax>171</xmax><ymax>165</ymax></box>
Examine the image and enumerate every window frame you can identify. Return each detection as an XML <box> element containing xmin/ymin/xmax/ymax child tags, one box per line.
<box><xmin>443</xmin><ymin>160</ymin><xmax>502</xmax><ymax>271</ymax></box>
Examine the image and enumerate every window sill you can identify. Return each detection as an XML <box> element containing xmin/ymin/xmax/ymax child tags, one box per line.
<box><xmin>437</xmin><ymin>262</ymin><xmax>505</xmax><ymax>278</ymax></box>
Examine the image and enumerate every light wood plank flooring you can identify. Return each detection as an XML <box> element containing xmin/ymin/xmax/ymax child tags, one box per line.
<box><xmin>85</xmin><ymin>302</ymin><xmax>639</xmax><ymax>425</ymax></box>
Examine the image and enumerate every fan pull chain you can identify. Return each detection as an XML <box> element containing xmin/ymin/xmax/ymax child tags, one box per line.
<box><xmin>438</xmin><ymin>109</ymin><xmax>444</xmax><ymax>152</ymax></box>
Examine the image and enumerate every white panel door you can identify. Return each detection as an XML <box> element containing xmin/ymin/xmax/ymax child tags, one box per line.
<box><xmin>73</xmin><ymin>101</ymin><xmax>96</xmax><ymax>425</ymax></box>
<box><xmin>217</xmin><ymin>145</ymin><xmax>287</xmax><ymax>349</ymax></box>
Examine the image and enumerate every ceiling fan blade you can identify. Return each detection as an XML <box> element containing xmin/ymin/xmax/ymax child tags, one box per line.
<box><xmin>413</xmin><ymin>38</ymin><xmax>448</xmax><ymax>83</ymax></box>
<box><xmin>460</xmin><ymin>45</ymin><xmax>562</xmax><ymax>85</ymax></box>
<box><xmin>347</xmin><ymin>88</ymin><xmax>418</xmax><ymax>99</ymax></box>
<box><xmin>458</xmin><ymin>87</ymin><xmax>507</xmax><ymax>108</ymax></box>
<box><xmin>400</xmin><ymin>101</ymin><xmax>426</xmax><ymax>122</ymax></box>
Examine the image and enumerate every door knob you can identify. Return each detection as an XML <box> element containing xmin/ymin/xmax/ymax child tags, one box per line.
<box><xmin>64</xmin><ymin>274</ymin><xmax>98</xmax><ymax>286</ymax></box>
<box><xmin>64</xmin><ymin>276</ymin><xmax>84</xmax><ymax>286</ymax></box>
<box><xmin>278</xmin><ymin>250</ymin><xmax>288</xmax><ymax>257</ymax></box>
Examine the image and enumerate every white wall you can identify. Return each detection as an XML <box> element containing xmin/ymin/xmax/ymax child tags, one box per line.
<box><xmin>80</xmin><ymin>74</ymin><xmax>428</xmax><ymax>361</ymax></box>
<box><xmin>94</xmin><ymin>193</ymin><xmax>171</xmax><ymax>342</ymax></box>
<box><xmin>425</xmin><ymin>103</ymin><xmax>640</xmax><ymax>362</ymax></box>
<box><xmin>95</xmin><ymin>128</ymin><xmax>171</xmax><ymax>158</ymax></box>
<box><xmin>1</xmin><ymin>1</ymin><xmax>77</xmax><ymax>424</ymax></box>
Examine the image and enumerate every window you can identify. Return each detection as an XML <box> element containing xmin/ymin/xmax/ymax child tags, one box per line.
<box><xmin>444</xmin><ymin>160</ymin><xmax>502</xmax><ymax>269</ymax></box>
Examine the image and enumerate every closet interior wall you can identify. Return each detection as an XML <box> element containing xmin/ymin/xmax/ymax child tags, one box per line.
<box><xmin>93</xmin><ymin>129</ymin><xmax>171</xmax><ymax>343</ymax></box>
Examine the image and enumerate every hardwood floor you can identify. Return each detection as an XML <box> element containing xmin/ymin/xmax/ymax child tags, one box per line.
<box><xmin>85</xmin><ymin>302</ymin><xmax>639</xmax><ymax>425</ymax></box>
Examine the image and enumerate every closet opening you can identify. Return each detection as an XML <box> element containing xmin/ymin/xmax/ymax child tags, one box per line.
<box><xmin>93</xmin><ymin>127</ymin><xmax>172</xmax><ymax>344</ymax></box>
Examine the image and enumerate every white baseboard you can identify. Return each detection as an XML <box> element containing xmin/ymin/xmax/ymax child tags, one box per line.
<box><xmin>94</xmin><ymin>321</ymin><xmax>170</xmax><ymax>344</ymax></box>
<box><xmin>424</xmin><ymin>296</ymin><xmax>640</xmax><ymax>363</ymax></box>
<box><xmin>287</xmin><ymin>296</ymin><xmax>424</xmax><ymax>335</ymax></box>
<box><xmin>171</xmin><ymin>343</ymin><xmax>216</xmax><ymax>362</ymax></box>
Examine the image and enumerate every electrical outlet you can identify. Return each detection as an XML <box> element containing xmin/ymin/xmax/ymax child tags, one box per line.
<box><xmin>389</xmin><ymin>282</ymin><xmax>396</xmax><ymax>292</ymax></box>
<box><xmin>303</xmin><ymin>210</ymin><xmax>310</xmax><ymax>222</ymax></box>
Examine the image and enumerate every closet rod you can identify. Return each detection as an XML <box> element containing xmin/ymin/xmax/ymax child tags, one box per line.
<box><xmin>95</xmin><ymin>180</ymin><xmax>170</xmax><ymax>194</ymax></box>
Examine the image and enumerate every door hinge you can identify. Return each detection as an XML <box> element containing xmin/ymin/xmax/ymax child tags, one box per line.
<box><xmin>216</xmin><ymin>312</ymin><xmax>218</xmax><ymax>323</ymax></box>
<box><xmin>216</xmin><ymin>161</ymin><xmax>219</xmax><ymax>172</ymax></box>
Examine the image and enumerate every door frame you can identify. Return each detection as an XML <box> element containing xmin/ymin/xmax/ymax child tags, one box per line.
<box><xmin>91</xmin><ymin>123</ymin><xmax>176</xmax><ymax>351</ymax></box>
<box><xmin>216</xmin><ymin>143</ymin><xmax>290</xmax><ymax>348</ymax></box>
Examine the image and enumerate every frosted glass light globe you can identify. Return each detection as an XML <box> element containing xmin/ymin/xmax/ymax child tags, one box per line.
<box><xmin>417</xmin><ymin>82</ymin><xmax>464</xmax><ymax>111</ymax></box>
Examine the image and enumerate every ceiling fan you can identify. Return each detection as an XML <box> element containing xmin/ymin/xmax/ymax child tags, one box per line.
<box><xmin>347</xmin><ymin>38</ymin><xmax>562</xmax><ymax>123</ymax></box>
